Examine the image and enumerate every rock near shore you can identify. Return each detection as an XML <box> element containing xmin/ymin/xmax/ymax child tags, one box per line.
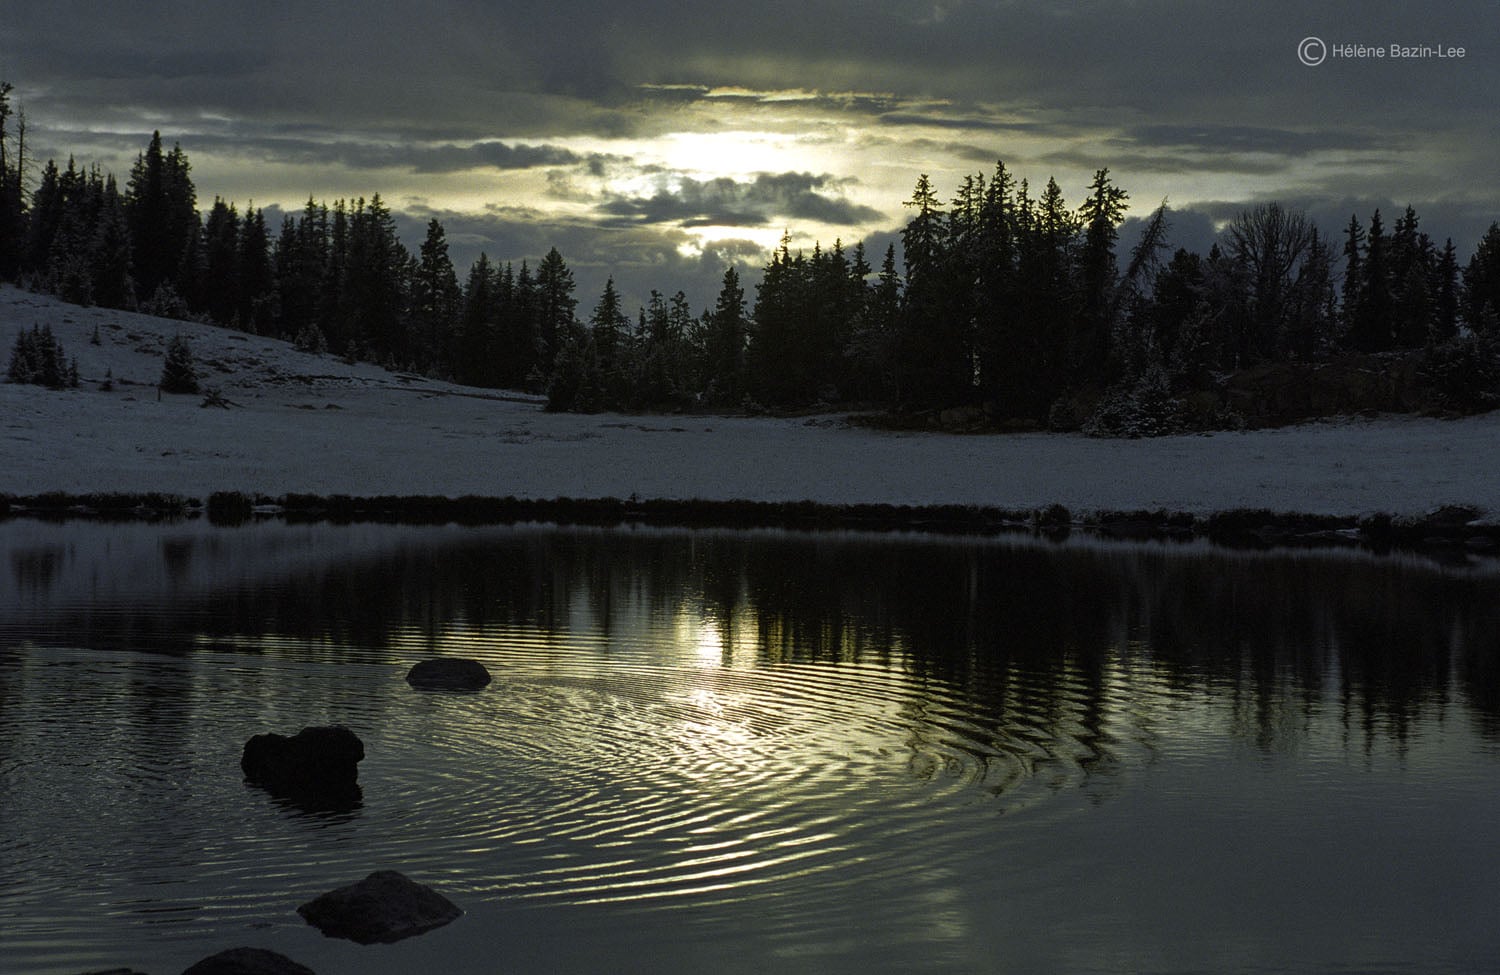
<box><xmin>180</xmin><ymin>947</ymin><xmax>315</xmax><ymax>975</ymax></box>
<box><xmin>406</xmin><ymin>658</ymin><xmax>492</xmax><ymax>691</ymax></box>
<box><xmin>240</xmin><ymin>725</ymin><xmax>364</xmax><ymax>808</ymax></box>
<box><xmin>297</xmin><ymin>870</ymin><xmax>463</xmax><ymax>944</ymax></box>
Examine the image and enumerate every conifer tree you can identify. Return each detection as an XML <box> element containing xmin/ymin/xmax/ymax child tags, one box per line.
<box><xmin>702</xmin><ymin>265</ymin><xmax>748</xmax><ymax>403</ymax></box>
<box><xmin>896</xmin><ymin>174</ymin><xmax>970</xmax><ymax>405</ymax></box>
<box><xmin>1463</xmin><ymin>223</ymin><xmax>1500</xmax><ymax>332</ymax></box>
<box><xmin>1432</xmin><ymin>238</ymin><xmax>1460</xmax><ymax>342</ymax></box>
<box><xmin>343</xmin><ymin>195</ymin><xmax>407</xmax><ymax>364</ymax></box>
<box><xmin>126</xmin><ymin>132</ymin><xmax>198</xmax><ymax>301</ymax></box>
<box><xmin>159</xmin><ymin>333</ymin><xmax>199</xmax><ymax>394</ymax></box>
<box><xmin>90</xmin><ymin>174</ymin><xmax>135</xmax><ymax>309</ymax></box>
<box><xmin>588</xmin><ymin>276</ymin><xmax>630</xmax><ymax>405</ymax></box>
<box><xmin>1351</xmin><ymin>209</ymin><xmax>1394</xmax><ymax>352</ymax></box>
<box><xmin>458</xmin><ymin>252</ymin><xmax>498</xmax><ymax>386</ymax></box>
<box><xmin>1075</xmin><ymin>168</ymin><xmax>1129</xmax><ymax>380</ymax></box>
<box><xmin>1340</xmin><ymin>214</ymin><xmax>1364</xmax><ymax>338</ymax></box>
<box><xmin>237</xmin><ymin>205</ymin><xmax>275</xmax><ymax>333</ymax></box>
<box><xmin>202</xmin><ymin>197</ymin><xmax>240</xmax><ymax>325</ymax></box>
<box><xmin>411</xmin><ymin>218</ymin><xmax>461</xmax><ymax>374</ymax></box>
<box><xmin>7</xmin><ymin>324</ymin><xmax>77</xmax><ymax>388</ymax></box>
<box><xmin>534</xmin><ymin>247</ymin><xmax>577</xmax><ymax>376</ymax></box>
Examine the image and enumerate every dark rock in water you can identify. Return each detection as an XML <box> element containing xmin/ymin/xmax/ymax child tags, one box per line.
<box><xmin>180</xmin><ymin>947</ymin><xmax>315</xmax><ymax>975</ymax></box>
<box><xmin>241</xmin><ymin>725</ymin><xmax>363</xmax><ymax>808</ymax></box>
<box><xmin>406</xmin><ymin>657</ymin><xmax>492</xmax><ymax>690</ymax></box>
<box><xmin>298</xmin><ymin>870</ymin><xmax>463</xmax><ymax>944</ymax></box>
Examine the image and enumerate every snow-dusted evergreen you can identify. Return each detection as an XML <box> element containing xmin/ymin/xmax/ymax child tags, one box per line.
<box><xmin>3</xmin><ymin>284</ymin><xmax>1498</xmax><ymax>519</ymax></box>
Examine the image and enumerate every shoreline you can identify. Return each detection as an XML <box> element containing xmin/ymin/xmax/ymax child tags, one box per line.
<box><xmin>7</xmin><ymin>286</ymin><xmax>1500</xmax><ymax>538</ymax></box>
<box><xmin>4</xmin><ymin>490</ymin><xmax>1496</xmax><ymax>562</ymax></box>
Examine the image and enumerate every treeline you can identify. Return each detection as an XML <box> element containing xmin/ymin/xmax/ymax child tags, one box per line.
<box><xmin>4</xmin><ymin>79</ymin><xmax>1500</xmax><ymax>429</ymax></box>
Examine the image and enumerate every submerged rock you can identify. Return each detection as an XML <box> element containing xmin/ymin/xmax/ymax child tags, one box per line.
<box><xmin>241</xmin><ymin>725</ymin><xmax>364</xmax><ymax>808</ymax></box>
<box><xmin>406</xmin><ymin>657</ymin><xmax>492</xmax><ymax>691</ymax></box>
<box><xmin>180</xmin><ymin>947</ymin><xmax>315</xmax><ymax>975</ymax></box>
<box><xmin>297</xmin><ymin>870</ymin><xmax>463</xmax><ymax>944</ymax></box>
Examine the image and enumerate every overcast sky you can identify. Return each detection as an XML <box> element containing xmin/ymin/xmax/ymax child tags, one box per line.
<box><xmin>4</xmin><ymin>0</ymin><xmax>1497</xmax><ymax>310</ymax></box>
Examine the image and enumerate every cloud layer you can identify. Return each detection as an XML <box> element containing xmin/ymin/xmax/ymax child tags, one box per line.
<box><xmin>5</xmin><ymin>0</ymin><xmax>1496</xmax><ymax>308</ymax></box>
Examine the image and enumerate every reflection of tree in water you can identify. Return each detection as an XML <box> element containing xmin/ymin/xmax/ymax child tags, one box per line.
<box><xmin>10</xmin><ymin>544</ymin><xmax>66</xmax><ymax>593</ymax></box>
<box><xmin>8</xmin><ymin>525</ymin><xmax>1499</xmax><ymax>751</ymax></box>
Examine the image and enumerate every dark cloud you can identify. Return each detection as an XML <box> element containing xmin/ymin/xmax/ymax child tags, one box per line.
<box><xmin>600</xmin><ymin>173</ymin><xmax>885</xmax><ymax>228</ymax></box>
<box><xmin>387</xmin><ymin>202</ymin><xmax>769</xmax><ymax>316</ymax></box>
<box><xmin>6</xmin><ymin>0</ymin><xmax>1494</xmax><ymax>312</ymax></box>
<box><xmin>1124</xmin><ymin>124</ymin><xmax>1386</xmax><ymax>157</ymax></box>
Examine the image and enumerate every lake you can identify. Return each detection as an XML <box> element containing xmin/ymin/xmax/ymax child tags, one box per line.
<box><xmin>2</xmin><ymin>520</ymin><xmax>1498</xmax><ymax>974</ymax></box>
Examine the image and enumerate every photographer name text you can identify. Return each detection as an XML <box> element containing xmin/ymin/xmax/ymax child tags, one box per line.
<box><xmin>1331</xmin><ymin>42</ymin><xmax>1466</xmax><ymax>60</ymax></box>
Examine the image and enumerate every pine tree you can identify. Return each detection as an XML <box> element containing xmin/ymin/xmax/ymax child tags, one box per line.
<box><xmin>1074</xmin><ymin>167</ymin><xmax>1129</xmax><ymax>380</ymax></box>
<box><xmin>1340</xmin><ymin>214</ymin><xmax>1364</xmax><ymax>338</ymax></box>
<box><xmin>1351</xmin><ymin>209</ymin><xmax>1393</xmax><ymax>352</ymax></box>
<box><xmin>7</xmin><ymin>324</ymin><xmax>76</xmax><ymax>388</ymax></box>
<box><xmin>159</xmin><ymin>333</ymin><xmax>199</xmax><ymax>394</ymax></box>
<box><xmin>533</xmin><ymin>247</ymin><xmax>576</xmax><ymax>376</ymax></box>
<box><xmin>411</xmin><ymin>218</ymin><xmax>461</xmax><ymax>374</ymax></box>
<box><xmin>202</xmin><ymin>198</ymin><xmax>240</xmax><ymax>325</ymax></box>
<box><xmin>126</xmin><ymin>132</ymin><xmax>198</xmax><ymax>301</ymax></box>
<box><xmin>458</xmin><ymin>252</ymin><xmax>498</xmax><ymax>386</ymax></box>
<box><xmin>896</xmin><ymin>174</ymin><xmax>971</xmax><ymax>405</ymax></box>
<box><xmin>89</xmin><ymin>174</ymin><xmax>135</xmax><ymax>309</ymax></box>
<box><xmin>973</xmin><ymin>161</ymin><xmax>1020</xmax><ymax>411</ymax></box>
<box><xmin>702</xmin><ymin>265</ymin><xmax>748</xmax><ymax>403</ymax></box>
<box><xmin>343</xmin><ymin>195</ymin><xmax>408</xmax><ymax>365</ymax></box>
<box><xmin>1463</xmin><ymin>223</ymin><xmax>1500</xmax><ymax>333</ymax></box>
<box><xmin>237</xmin><ymin>205</ymin><xmax>275</xmax><ymax>333</ymax></box>
<box><xmin>588</xmin><ymin>276</ymin><xmax>630</xmax><ymax>405</ymax></box>
<box><xmin>1389</xmin><ymin>205</ymin><xmax>1434</xmax><ymax>348</ymax></box>
<box><xmin>1432</xmin><ymin>238</ymin><xmax>1460</xmax><ymax>342</ymax></box>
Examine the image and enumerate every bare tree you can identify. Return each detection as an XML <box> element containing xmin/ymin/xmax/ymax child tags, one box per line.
<box><xmin>1225</xmin><ymin>203</ymin><xmax>1316</xmax><ymax>363</ymax></box>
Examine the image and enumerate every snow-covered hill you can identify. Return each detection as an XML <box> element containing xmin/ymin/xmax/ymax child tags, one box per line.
<box><xmin>3</xmin><ymin>283</ymin><xmax>1498</xmax><ymax>518</ymax></box>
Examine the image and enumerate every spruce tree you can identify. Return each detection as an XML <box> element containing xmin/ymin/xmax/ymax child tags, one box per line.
<box><xmin>1075</xmin><ymin>168</ymin><xmax>1129</xmax><ymax>380</ymax></box>
<box><xmin>1352</xmin><ymin>210</ymin><xmax>1394</xmax><ymax>352</ymax></box>
<box><xmin>89</xmin><ymin>174</ymin><xmax>135</xmax><ymax>310</ymax></box>
<box><xmin>458</xmin><ymin>252</ymin><xmax>498</xmax><ymax>386</ymax></box>
<box><xmin>703</xmin><ymin>265</ymin><xmax>748</xmax><ymax>403</ymax></box>
<box><xmin>1463</xmin><ymin>223</ymin><xmax>1500</xmax><ymax>332</ymax></box>
<box><xmin>7</xmin><ymin>325</ymin><xmax>77</xmax><ymax>389</ymax></box>
<box><xmin>534</xmin><ymin>247</ymin><xmax>576</xmax><ymax>376</ymax></box>
<box><xmin>159</xmin><ymin>333</ymin><xmax>199</xmax><ymax>394</ymax></box>
<box><xmin>202</xmin><ymin>198</ymin><xmax>240</xmax><ymax>325</ymax></box>
<box><xmin>411</xmin><ymin>218</ymin><xmax>461</xmax><ymax>374</ymax></box>
<box><xmin>238</xmin><ymin>206</ymin><xmax>275</xmax><ymax>333</ymax></box>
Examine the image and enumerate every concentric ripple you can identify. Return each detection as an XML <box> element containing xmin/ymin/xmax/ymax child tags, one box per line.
<box><xmin>1</xmin><ymin>623</ymin><xmax>1148</xmax><ymax>964</ymax></box>
<box><xmin>283</xmin><ymin>625</ymin><xmax>1152</xmax><ymax>915</ymax></box>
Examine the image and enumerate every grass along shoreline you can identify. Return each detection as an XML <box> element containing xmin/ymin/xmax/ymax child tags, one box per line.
<box><xmin>3</xmin><ymin>490</ymin><xmax>1496</xmax><ymax>562</ymax></box>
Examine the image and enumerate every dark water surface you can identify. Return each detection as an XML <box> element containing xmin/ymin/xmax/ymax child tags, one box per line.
<box><xmin>2</xmin><ymin>520</ymin><xmax>1498</xmax><ymax>974</ymax></box>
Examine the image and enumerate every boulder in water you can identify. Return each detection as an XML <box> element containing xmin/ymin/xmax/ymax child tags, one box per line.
<box><xmin>241</xmin><ymin>725</ymin><xmax>363</xmax><ymax>807</ymax></box>
<box><xmin>297</xmin><ymin>870</ymin><xmax>463</xmax><ymax>944</ymax></box>
<box><xmin>180</xmin><ymin>946</ymin><xmax>316</xmax><ymax>975</ymax></box>
<box><xmin>406</xmin><ymin>658</ymin><xmax>492</xmax><ymax>691</ymax></box>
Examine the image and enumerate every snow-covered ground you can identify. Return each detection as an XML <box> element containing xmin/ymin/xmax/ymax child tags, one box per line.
<box><xmin>3</xmin><ymin>283</ymin><xmax>1497</xmax><ymax>518</ymax></box>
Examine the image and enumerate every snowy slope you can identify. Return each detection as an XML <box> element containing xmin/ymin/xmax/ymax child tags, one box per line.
<box><xmin>3</xmin><ymin>283</ymin><xmax>1498</xmax><ymax>518</ymax></box>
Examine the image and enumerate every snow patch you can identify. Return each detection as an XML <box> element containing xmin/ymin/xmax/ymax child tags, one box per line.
<box><xmin>3</xmin><ymin>284</ymin><xmax>1498</xmax><ymax>517</ymax></box>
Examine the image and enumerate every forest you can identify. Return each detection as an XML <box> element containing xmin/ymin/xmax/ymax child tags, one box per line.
<box><xmin>3</xmin><ymin>79</ymin><xmax>1500</xmax><ymax>434</ymax></box>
